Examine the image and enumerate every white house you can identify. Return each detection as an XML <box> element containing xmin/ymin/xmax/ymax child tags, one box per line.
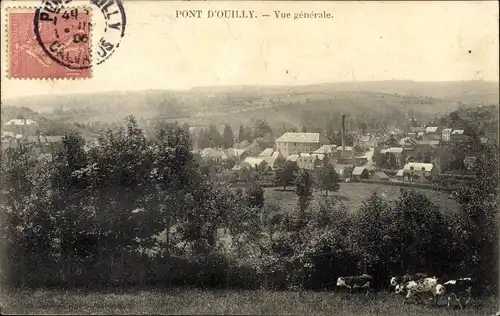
<box><xmin>275</xmin><ymin>132</ymin><xmax>321</xmax><ymax>158</ymax></box>
<box><xmin>403</xmin><ymin>162</ymin><xmax>437</xmax><ymax>182</ymax></box>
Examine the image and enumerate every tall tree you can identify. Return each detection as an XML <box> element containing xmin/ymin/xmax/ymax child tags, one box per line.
<box><xmin>314</xmin><ymin>165</ymin><xmax>340</xmax><ymax>196</ymax></box>
<box><xmin>253</xmin><ymin>119</ymin><xmax>273</xmax><ymax>139</ymax></box>
<box><xmin>247</xmin><ymin>182</ymin><xmax>264</xmax><ymax>209</ymax></box>
<box><xmin>198</xmin><ymin>128</ymin><xmax>211</xmax><ymax>149</ymax></box>
<box><xmin>222</xmin><ymin>124</ymin><xmax>234</xmax><ymax>149</ymax></box>
<box><xmin>360</xmin><ymin>122</ymin><xmax>367</xmax><ymax>135</ymax></box>
<box><xmin>208</xmin><ymin>125</ymin><xmax>222</xmax><ymax>148</ymax></box>
<box><xmin>278</xmin><ymin>162</ymin><xmax>298</xmax><ymax>191</ymax></box>
<box><xmin>296</xmin><ymin>169</ymin><xmax>314</xmax><ymax>217</ymax></box>
<box><xmin>237</xmin><ymin>125</ymin><xmax>246</xmax><ymax>143</ymax></box>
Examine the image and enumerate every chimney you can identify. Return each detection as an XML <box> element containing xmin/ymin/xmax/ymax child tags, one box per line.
<box><xmin>341</xmin><ymin>114</ymin><xmax>346</xmax><ymax>157</ymax></box>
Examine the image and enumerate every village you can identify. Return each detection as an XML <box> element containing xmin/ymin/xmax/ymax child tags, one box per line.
<box><xmin>1</xmin><ymin>108</ymin><xmax>494</xmax><ymax>193</ymax></box>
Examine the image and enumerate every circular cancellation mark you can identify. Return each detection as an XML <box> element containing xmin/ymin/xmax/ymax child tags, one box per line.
<box><xmin>34</xmin><ymin>0</ymin><xmax>126</xmax><ymax>70</ymax></box>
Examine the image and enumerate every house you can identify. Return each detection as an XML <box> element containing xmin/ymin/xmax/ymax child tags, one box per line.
<box><xmin>255</xmin><ymin>148</ymin><xmax>285</xmax><ymax>169</ymax></box>
<box><xmin>425</xmin><ymin>126</ymin><xmax>439</xmax><ymax>134</ymax></box>
<box><xmin>297</xmin><ymin>153</ymin><xmax>322</xmax><ymax>170</ymax></box>
<box><xmin>337</xmin><ymin>146</ymin><xmax>354</xmax><ymax>158</ymax></box>
<box><xmin>372</xmin><ymin>171</ymin><xmax>390</xmax><ymax>181</ymax></box>
<box><xmin>410</xmin><ymin>127</ymin><xmax>425</xmax><ymax>133</ymax></box>
<box><xmin>416</xmin><ymin>140</ymin><xmax>440</xmax><ymax>147</ymax></box>
<box><xmin>4</xmin><ymin>118</ymin><xmax>39</xmax><ymax>136</ymax></box>
<box><xmin>310</xmin><ymin>153</ymin><xmax>326</xmax><ymax>164</ymax></box>
<box><xmin>227</xmin><ymin>148</ymin><xmax>247</xmax><ymax>160</ymax></box>
<box><xmin>479</xmin><ymin>137</ymin><xmax>490</xmax><ymax>144</ymax></box>
<box><xmin>380</xmin><ymin>147</ymin><xmax>403</xmax><ymax>154</ymax></box>
<box><xmin>258</xmin><ymin>148</ymin><xmax>275</xmax><ymax>157</ymax></box>
<box><xmin>441</xmin><ymin>128</ymin><xmax>452</xmax><ymax>142</ymax></box>
<box><xmin>451</xmin><ymin>129</ymin><xmax>468</xmax><ymax>143</ymax></box>
<box><xmin>242</xmin><ymin>157</ymin><xmax>269</xmax><ymax>171</ymax></box>
<box><xmin>399</xmin><ymin>137</ymin><xmax>417</xmax><ymax>147</ymax></box>
<box><xmin>337</xmin><ymin>156</ymin><xmax>367</xmax><ymax>166</ymax></box>
<box><xmin>275</xmin><ymin>132</ymin><xmax>321</xmax><ymax>158</ymax></box>
<box><xmin>334</xmin><ymin>164</ymin><xmax>355</xmax><ymax>180</ymax></box>
<box><xmin>463</xmin><ymin>156</ymin><xmax>477</xmax><ymax>170</ymax></box>
<box><xmin>352</xmin><ymin>167</ymin><xmax>369</xmax><ymax>181</ymax></box>
<box><xmin>313</xmin><ymin>144</ymin><xmax>337</xmax><ymax>155</ymax></box>
<box><xmin>201</xmin><ymin>147</ymin><xmax>228</xmax><ymax>164</ymax></box>
<box><xmin>403</xmin><ymin>162</ymin><xmax>437</xmax><ymax>182</ymax></box>
<box><xmin>5</xmin><ymin>118</ymin><xmax>38</xmax><ymax>126</ymax></box>
<box><xmin>380</xmin><ymin>147</ymin><xmax>405</xmax><ymax>165</ymax></box>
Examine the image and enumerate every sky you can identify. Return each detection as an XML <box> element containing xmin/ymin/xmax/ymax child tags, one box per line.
<box><xmin>1</xmin><ymin>0</ymin><xmax>499</xmax><ymax>99</ymax></box>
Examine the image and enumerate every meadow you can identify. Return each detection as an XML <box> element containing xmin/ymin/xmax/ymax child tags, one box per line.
<box><xmin>1</xmin><ymin>288</ymin><xmax>497</xmax><ymax>315</ymax></box>
<box><xmin>264</xmin><ymin>182</ymin><xmax>460</xmax><ymax>214</ymax></box>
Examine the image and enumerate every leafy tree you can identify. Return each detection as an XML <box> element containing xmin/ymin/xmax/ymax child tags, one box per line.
<box><xmin>273</xmin><ymin>155</ymin><xmax>287</xmax><ymax>171</ymax></box>
<box><xmin>198</xmin><ymin>128</ymin><xmax>211</xmax><ymax>149</ymax></box>
<box><xmin>208</xmin><ymin>125</ymin><xmax>223</xmax><ymax>148</ymax></box>
<box><xmin>452</xmin><ymin>142</ymin><xmax>498</xmax><ymax>292</ymax></box>
<box><xmin>253</xmin><ymin>119</ymin><xmax>273</xmax><ymax>139</ymax></box>
<box><xmin>343</xmin><ymin>166</ymin><xmax>354</xmax><ymax>180</ymax></box>
<box><xmin>182</xmin><ymin>122</ymin><xmax>190</xmax><ymax>134</ymax></box>
<box><xmin>239</xmin><ymin>166</ymin><xmax>251</xmax><ymax>182</ymax></box>
<box><xmin>355</xmin><ymin>193</ymin><xmax>394</xmax><ymax>279</ymax></box>
<box><xmin>313</xmin><ymin>165</ymin><xmax>340</xmax><ymax>196</ymax></box>
<box><xmin>222</xmin><ymin>124</ymin><xmax>234</xmax><ymax>149</ymax></box>
<box><xmin>238</xmin><ymin>125</ymin><xmax>247</xmax><ymax>143</ymax></box>
<box><xmin>278</xmin><ymin>162</ymin><xmax>298</xmax><ymax>191</ymax></box>
<box><xmin>247</xmin><ymin>182</ymin><xmax>264</xmax><ymax>209</ymax></box>
<box><xmin>360</xmin><ymin>122</ymin><xmax>367</xmax><ymax>135</ymax></box>
<box><xmin>296</xmin><ymin>170</ymin><xmax>314</xmax><ymax>218</ymax></box>
<box><xmin>391</xmin><ymin>189</ymin><xmax>450</xmax><ymax>274</ymax></box>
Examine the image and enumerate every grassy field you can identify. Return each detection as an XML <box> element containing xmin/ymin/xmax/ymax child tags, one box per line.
<box><xmin>1</xmin><ymin>289</ymin><xmax>497</xmax><ymax>315</ymax></box>
<box><xmin>264</xmin><ymin>182</ymin><xmax>460</xmax><ymax>214</ymax></box>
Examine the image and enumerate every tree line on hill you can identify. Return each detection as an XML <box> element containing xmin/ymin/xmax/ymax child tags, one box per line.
<box><xmin>0</xmin><ymin>116</ymin><xmax>497</xmax><ymax>294</ymax></box>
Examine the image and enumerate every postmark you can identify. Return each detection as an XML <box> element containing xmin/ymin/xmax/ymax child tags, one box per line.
<box><xmin>6</xmin><ymin>0</ymin><xmax>126</xmax><ymax>79</ymax></box>
<box><xmin>34</xmin><ymin>0</ymin><xmax>126</xmax><ymax>69</ymax></box>
<box><xmin>88</xmin><ymin>0</ymin><xmax>127</xmax><ymax>65</ymax></box>
<box><xmin>7</xmin><ymin>7</ymin><xmax>92</xmax><ymax>79</ymax></box>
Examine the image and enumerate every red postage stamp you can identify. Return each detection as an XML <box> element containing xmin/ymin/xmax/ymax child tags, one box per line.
<box><xmin>8</xmin><ymin>7</ymin><xmax>92</xmax><ymax>79</ymax></box>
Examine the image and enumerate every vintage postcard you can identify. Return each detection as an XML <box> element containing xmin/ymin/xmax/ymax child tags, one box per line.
<box><xmin>0</xmin><ymin>0</ymin><xmax>499</xmax><ymax>315</ymax></box>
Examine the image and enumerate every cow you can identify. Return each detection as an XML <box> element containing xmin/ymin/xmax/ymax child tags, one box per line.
<box><xmin>397</xmin><ymin>277</ymin><xmax>439</xmax><ymax>305</ymax></box>
<box><xmin>336</xmin><ymin>274</ymin><xmax>374</xmax><ymax>296</ymax></box>
<box><xmin>389</xmin><ymin>272</ymin><xmax>428</xmax><ymax>292</ymax></box>
<box><xmin>435</xmin><ymin>278</ymin><xmax>473</xmax><ymax>309</ymax></box>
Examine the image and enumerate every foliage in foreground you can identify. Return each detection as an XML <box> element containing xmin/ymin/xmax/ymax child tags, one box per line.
<box><xmin>0</xmin><ymin>116</ymin><xmax>497</xmax><ymax>295</ymax></box>
<box><xmin>1</xmin><ymin>289</ymin><xmax>498</xmax><ymax>315</ymax></box>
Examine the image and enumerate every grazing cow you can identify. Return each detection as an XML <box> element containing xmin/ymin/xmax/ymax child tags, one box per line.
<box><xmin>397</xmin><ymin>277</ymin><xmax>439</xmax><ymax>305</ymax></box>
<box><xmin>390</xmin><ymin>272</ymin><xmax>428</xmax><ymax>291</ymax></box>
<box><xmin>336</xmin><ymin>274</ymin><xmax>374</xmax><ymax>296</ymax></box>
<box><xmin>435</xmin><ymin>278</ymin><xmax>473</xmax><ymax>308</ymax></box>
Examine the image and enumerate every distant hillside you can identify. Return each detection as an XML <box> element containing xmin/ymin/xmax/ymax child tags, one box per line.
<box><xmin>2</xmin><ymin>81</ymin><xmax>497</xmax><ymax>131</ymax></box>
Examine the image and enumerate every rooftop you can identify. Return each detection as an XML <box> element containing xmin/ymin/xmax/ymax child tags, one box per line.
<box><xmin>403</xmin><ymin>162</ymin><xmax>434</xmax><ymax>172</ymax></box>
<box><xmin>276</xmin><ymin>132</ymin><xmax>320</xmax><ymax>143</ymax></box>
<box><xmin>313</xmin><ymin>144</ymin><xmax>337</xmax><ymax>154</ymax></box>
<box><xmin>258</xmin><ymin>148</ymin><xmax>275</xmax><ymax>157</ymax></box>
<box><xmin>352</xmin><ymin>166</ymin><xmax>368</xmax><ymax>175</ymax></box>
<box><xmin>5</xmin><ymin>119</ymin><xmax>38</xmax><ymax>126</ymax></box>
